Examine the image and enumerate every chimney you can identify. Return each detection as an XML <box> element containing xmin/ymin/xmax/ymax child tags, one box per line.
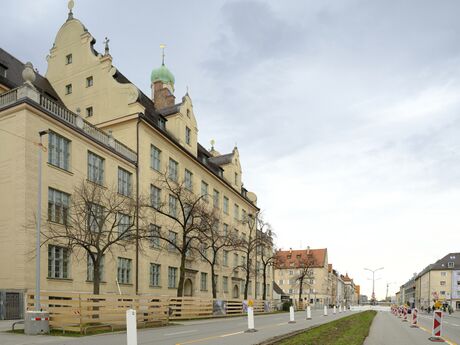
<box><xmin>152</xmin><ymin>80</ymin><xmax>175</xmax><ymax>111</ymax></box>
<box><xmin>289</xmin><ymin>248</ymin><xmax>292</xmax><ymax>254</ymax></box>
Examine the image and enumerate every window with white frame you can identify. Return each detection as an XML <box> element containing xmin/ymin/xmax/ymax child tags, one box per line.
<box><xmin>201</xmin><ymin>181</ymin><xmax>208</xmax><ymax>202</ymax></box>
<box><xmin>223</xmin><ymin>196</ymin><xmax>229</xmax><ymax>214</ymax></box>
<box><xmin>48</xmin><ymin>188</ymin><xmax>70</xmax><ymax>225</ymax></box>
<box><xmin>448</xmin><ymin>262</ymin><xmax>455</xmax><ymax>268</ymax></box>
<box><xmin>87</xmin><ymin>202</ymin><xmax>104</xmax><ymax>232</ymax></box>
<box><xmin>223</xmin><ymin>250</ymin><xmax>229</xmax><ymax>266</ymax></box>
<box><xmin>200</xmin><ymin>272</ymin><xmax>208</xmax><ymax>291</ymax></box>
<box><xmin>117</xmin><ymin>257</ymin><xmax>132</xmax><ymax>284</ymax></box>
<box><xmin>151</xmin><ymin>185</ymin><xmax>161</xmax><ymax>208</ymax></box>
<box><xmin>118</xmin><ymin>167</ymin><xmax>132</xmax><ymax>196</ymax></box>
<box><xmin>441</xmin><ymin>271</ymin><xmax>447</xmax><ymax>277</ymax></box>
<box><xmin>213</xmin><ymin>189</ymin><xmax>220</xmax><ymax>208</ymax></box>
<box><xmin>87</xmin><ymin>254</ymin><xmax>104</xmax><ymax>281</ymax></box>
<box><xmin>168</xmin><ymin>231</ymin><xmax>177</xmax><ymax>251</ymax></box>
<box><xmin>150</xmin><ymin>263</ymin><xmax>161</xmax><ymax>287</ymax></box>
<box><xmin>168</xmin><ymin>267</ymin><xmax>177</xmax><ymax>288</ymax></box>
<box><xmin>118</xmin><ymin>213</ymin><xmax>131</xmax><ymax>235</ymax></box>
<box><xmin>185</xmin><ymin>126</ymin><xmax>191</xmax><ymax>145</ymax></box>
<box><xmin>48</xmin><ymin>132</ymin><xmax>70</xmax><ymax>170</ymax></box>
<box><xmin>151</xmin><ymin>145</ymin><xmax>161</xmax><ymax>171</ymax></box>
<box><xmin>169</xmin><ymin>194</ymin><xmax>177</xmax><ymax>217</ymax></box>
<box><xmin>88</xmin><ymin>151</ymin><xmax>104</xmax><ymax>185</ymax></box>
<box><xmin>48</xmin><ymin>245</ymin><xmax>69</xmax><ymax>279</ymax></box>
<box><xmin>185</xmin><ymin>169</ymin><xmax>193</xmax><ymax>190</ymax></box>
<box><xmin>168</xmin><ymin>158</ymin><xmax>178</xmax><ymax>181</ymax></box>
<box><xmin>149</xmin><ymin>224</ymin><xmax>161</xmax><ymax>248</ymax></box>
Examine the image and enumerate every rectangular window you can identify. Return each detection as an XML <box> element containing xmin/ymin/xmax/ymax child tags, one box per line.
<box><xmin>234</xmin><ymin>204</ymin><xmax>239</xmax><ymax>220</ymax></box>
<box><xmin>223</xmin><ymin>250</ymin><xmax>229</xmax><ymax>266</ymax></box>
<box><xmin>48</xmin><ymin>188</ymin><xmax>70</xmax><ymax>225</ymax></box>
<box><xmin>86</xmin><ymin>76</ymin><xmax>93</xmax><ymax>87</ymax></box>
<box><xmin>117</xmin><ymin>257</ymin><xmax>132</xmax><ymax>284</ymax></box>
<box><xmin>168</xmin><ymin>158</ymin><xmax>178</xmax><ymax>181</ymax></box>
<box><xmin>168</xmin><ymin>231</ymin><xmax>177</xmax><ymax>251</ymax></box>
<box><xmin>440</xmin><ymin>291</ymin><xmax>446</xmax><ymax>295</ymax></box>
<box><xmin>168</xmin><ymin>267</ymin><xmax>177</xmax><ymax>288</ymax></box>
<box><xmin>150</xmin><ymin>224</ymin><xmax>161</xmax><ymax>248</ymax></box>
<box><xmin>88</xmin><ymin>151</ymin><xmax>104</xmax><ymax>185</ymax></box>
<box><xmin>118</xmin><ymin>167</ymin><xmax>132</xmax><ymax>196</ymax></box>
<box><xmin>150</xmin><ymin>263</ymin><xmax>161</xmax><ymax>287</ymax></box>
<box><xmin>242</xmin><ymin>209</ymin><xmax>247</xmax><ymax>222</ymax></box>
<box><xmin>448</xmin><ymin>262</ymin><xmax>455</xmax><ymax>268</ymax></box>
<box><xmin>201</xmin><ymin>272</ymin><xmax>208</xmax><ymax>291</ymax></box>
<box><xmin>441</xmin><ymin>272</ymin><xmax>447</xmax><ymax>277</ymax></box>
<box><xmin>151</xmin><ymin>145</ymin><xmax>161</xmax><ymax>171</ymax></box>
<box><xmin>234</xmin><ymin>253</ymin><xmax>239</xmax><ymax>268</ymax></box>
<box><xmin>213</xmin><ymin>189</ymin><xmax>220</xmax><ymax>208</ymax></box>
<box><xmin>118</xmin><ymin>213</ymin><xmax>131</xmax><ymax>235</ymax></box>
<box><xmin>223</xmin><ymin>276</ymin><xmax>229</xmax><ymax>292</ymax></box>
<box><xmin>241</xmin><ymin>256</ymin><xmax>246</xmax><ymax>266</ymax></box>
<box><xmin>65</xmin><ymin>54</ymin><xmax>72</xmax><ymax>64</ymax></box>
<box><xmin>223</xmin><ymin>223</ymin><xmax>228</xmax><ymax>236</ymax></box>
<box><xmin>65</xmin><ymin>84</ymin><xmax>72</xmax><ymax>95</ymax></box>
<box><xmin>87</xmin><ymin>202</ymin><xmax>104</xmax><ymax>232</ymax></box>
<box><xmin>185</xmin><ymin>169</ymin><xmax>193</xmax><ymax>190</ymax></box>
<box><xmin>48</xmin><ymin>245</ymin><xmax>69</xmax><ymax>279</ymax></box>
<box><xmin>48</xmin><ymin>132</ymin><xmax>70</xmax><ymax>170</ymax></box>
<box><xmin>86</xmin><ymin>106</ymin><xmax>93</xmax><ymax>117</ymax></box>
<box><xmin>223</xmin><ymin>196</ymin><xmax>229</xmax><ymax>214</ymax></box>
<box><xmin>201</xmin><ymin>181</ymin><xmax>208</xmax><ymax>202</ymax></box>
<box><xmin>169</xmin><ymin>194</ymin><xmax>177</xmax><ymax>217</ymax></box>
<box><xmin>87</xmin><ymin>254</ymin><xmax>104</xmax><ymax>281</ymax></box>
<box><xmin>440</xmin><ymin>281</ymin><xmax>446</xmax><ymax>286</ymax></box>
<box><xmin>185</xmin><ymin>126</ymin><xmax>191</xmax><ymax>145</ymax></box>
<box><xmin>151</xmin><ymin>185</ymin><xmax>161</xmax><ymax>208</ymax></box>
<box><xmin>0</xmin><ymin>64</ymin><xmax>8</xmax><ymax>77</ymax></box>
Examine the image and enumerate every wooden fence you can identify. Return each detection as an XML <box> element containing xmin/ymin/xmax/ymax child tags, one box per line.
<box><xmin>26</xmin><ymin>291</ymin><xmax>273</xmax><ymax>333</ymax></box>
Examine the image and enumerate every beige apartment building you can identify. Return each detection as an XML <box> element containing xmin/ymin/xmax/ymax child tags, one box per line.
<box><xmin>0</xmin><ymin>4</ymin><xmax>272</xmax><ymax>319</ymax></box>
<box><xmin>415</xmin><ymin>253</ymin><xmax>460</xmax><ymax>311</ymax></box>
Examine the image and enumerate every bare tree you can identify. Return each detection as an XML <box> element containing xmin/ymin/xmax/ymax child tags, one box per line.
<box><xmin>43</xmin><ymin>180</ymin><xmax>142</xmax><ymax>294</ymax></box>
<box><xmin>294</xmin><ymin>255</ymin><xmax>315</xmax><ymax>304</ymax></box>
<box><xmin>195</xmin><ymin>212</ymin><xmax>234</xmax><ymax>298</ymax></box>
<box><xmin>257</xmin><ymin>227</ymin><xmax>276</xmax><ymax>300</ymax></box>
<box><xmin>147</xmin><ymin>172</ymin><xmax>216</xmax><ymax>297</ymax></box>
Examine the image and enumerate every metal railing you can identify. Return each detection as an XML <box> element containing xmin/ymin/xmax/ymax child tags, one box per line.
<box><xmin>0</xmin><ymin>87</ymin><xmax>137</xmax><ymax>163</ymax></box>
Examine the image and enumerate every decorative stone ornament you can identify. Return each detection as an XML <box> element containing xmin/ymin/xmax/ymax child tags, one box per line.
<box><xmin>108</xmin><ymin>130</ymin><xmax>115</xmax><ymax>148</ymax></box>
<box><xmin>22</xmin><ymin>62</ymin><xmax>36</xmax><ymax>85</ymax></box>
<box><xmin>68</xmin><ymin>0</ymin><xmax>75</xmax><ymax>20</ymax></box>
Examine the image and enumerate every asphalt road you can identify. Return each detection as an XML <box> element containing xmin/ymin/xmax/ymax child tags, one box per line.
<box><xmin>0</xmin><ymin>308</ymin><xmax>355</xmax><ymax>345</ymax></box>
<box><xmin>364</xmin><ymin>310</ymin><xmax>459</xmax><ymax>345</ymax></box>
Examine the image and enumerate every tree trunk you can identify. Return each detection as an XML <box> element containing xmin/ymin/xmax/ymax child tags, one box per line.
<box><xmin>211</xmin><ymin>264</ymin><xmax>217</xmax><ymax>299</ymax></box>
<box><xmin>298</xmin><ymin>277</ymin><xmax>304</xmax><ymax>303</ymax></box>
<box><xmin>177</xmin><ymin>250</ymin><xmax>187</xmax><ymax>297</ymax></box>
<box><xmin>244</xmin><ymin>256</ymin><xmax>250</xmax><ymax>299</ymax></box>
<box><xmin>93</xmin><ymin>264</ymin><xmax>101</xmax><ymax>295</ymax></box>
<box><xmin>262</xmin><ymin>265</ymin><xmax>267</xmax><ymax>300</ymax></box>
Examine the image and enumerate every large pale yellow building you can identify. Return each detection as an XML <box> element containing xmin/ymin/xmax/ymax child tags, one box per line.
<box><xmin>0</xmin><ymin>4</ymin><xmax>271</xmax><ymax>319</ymax></box>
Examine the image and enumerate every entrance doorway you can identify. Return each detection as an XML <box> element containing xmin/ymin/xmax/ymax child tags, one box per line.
<box><xmin>184</xmin><ymin>279</ymin><xmax>193</xmax><ymax>297</ymax></box>
<box><xmin>233</xmin><ymin>284</ymin><xmax>240</xmax><ymax>299</ymax></box>
<box><xmin>5</xmin><ymin>293</ymin><xmax>20</xmax><ymax>320</ymax></box>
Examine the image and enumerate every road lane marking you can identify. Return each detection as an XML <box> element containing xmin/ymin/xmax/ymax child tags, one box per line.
<box><xmin>277</xmin><ymin>322</ymin><xmax>286</xmax><ymax>326</ymax></box>
<box><xmin>452</xmin><ymin>323</ymin><xmax>460</xmax><ymax>326</ymax></box>
<box><xmin>418</xmin><ymin>325</ymin><xmax>458</xmax><ymax>345</ymax></box>
<box><xmin>220</xmin><ymin>331</ymin><xmax>244</xmax><ymax>337</ymax></box>
<box><xmin>164</xmin><ymin>330</ymin><xmax>197</xmax><ymax>336</ymax></box>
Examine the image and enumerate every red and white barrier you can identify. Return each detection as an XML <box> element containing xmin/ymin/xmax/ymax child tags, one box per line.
<box><xmin>410</xmin><ymin>308</ymin><xmax>418</xmax><ymax>328</ymax></box>
<box><xmin>429</xmin><ymin>310</ymin><xmax>443</xmax><ymax>341</ymax></box>
<box><xmin>402</xmin><ymin>306</ymin><xmax>408</xmax><ymax>322</ymax></box>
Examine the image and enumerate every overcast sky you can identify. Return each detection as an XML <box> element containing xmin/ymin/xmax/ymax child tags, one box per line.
<box><xmin>3</xmin><ymin>0</ymin><xmax>460</xmax><ymax>299</ymax></box>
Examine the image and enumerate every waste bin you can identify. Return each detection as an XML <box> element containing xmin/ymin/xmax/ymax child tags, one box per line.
<box><xmin>24</xmin><ymin>310</ymin><xmax>49</xmax><ymax>335</ymax></box>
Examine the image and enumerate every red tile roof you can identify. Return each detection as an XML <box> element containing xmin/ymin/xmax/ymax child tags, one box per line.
<box><xmin>275</xmin><ymin>248</ymin><xmax>327</xmax><ymax>269</ymax></box>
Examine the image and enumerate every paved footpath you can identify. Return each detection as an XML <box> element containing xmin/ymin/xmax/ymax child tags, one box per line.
<box><xmin>0</xmin><ymin>309</ymin><xmax>354</xmax><ymax>345</ymax></box>
<box><xmin>364</xmin><ymin>311</ymin><xmax>459</xmax><ymax>345</ymax></box>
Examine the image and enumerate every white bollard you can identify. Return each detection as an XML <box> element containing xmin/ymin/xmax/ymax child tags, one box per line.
<box><xmin>126</xmin><ymin>309</ymin><xmax>137</xmax><ymax>345</ymax></box>
<box><xmin>343</xmin><ymin>305</ymin><xmax>346</xmax><ymax>312</ymax></box>
<box><xmin>289</xmin><ymin>306</ymin><xmax>296</xmax><ymax>323</ymax></box>
<box><xmin>246</xmin><ymin>306</ymin><xmax>257</xmax><ymax>332</ymax></box>
<box><xmin>339</xmin><ymin>305</ymin><xmax>342</xmax><ymax>313</ymax></box>
<box><xmin>324</xmin><ymin>305</ymin><xmax>328</xmax><ymax>316</ymax></box>
<box><xmin>333</xmin><ymin>306</ymin><xmax>336</xmax><ymax>314</ymax></box>
<box><xmin>306</xmin><ymin>305</ymin><xmax>312</xmax><ymax>320</ymax></box>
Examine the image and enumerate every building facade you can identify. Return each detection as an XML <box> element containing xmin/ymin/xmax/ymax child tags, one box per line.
<box><xmin>0</xmin><ymin>4</ymin><xmax>273</xmax><ymax>318</ymax></box>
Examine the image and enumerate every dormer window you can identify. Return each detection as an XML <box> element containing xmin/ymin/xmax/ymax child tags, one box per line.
<box><xmin>448</xmin><ymin>262</ymin><xmax>455</xmax><ymax>268</ymax></box>
<box><xmin>66</xmin><ymin>54</ymin><xmax>72</xmax><ymax>65</ymax></box>
<box><xmin>0</xmin><ymin>64</ymin><xmax>7</xmax><ymax>78</ymax></box>
<box><xmin>86</xmin><ymin>76</ymin><xmax>93</xmax><ymax>87</ymax></box>
<box><xmin>65</xmin><ymin>84</ymin><xmax>72</xmax><ymax>95</ymax></box>
<box><xmin>158</xmin><ymin>118</ymin><xmax>166</xmax><ymax>130</ymax></box>
<box><xmin>185</xmin><ymin>126</ymin><xmax>191</xmax><ymax>145</ymax></box>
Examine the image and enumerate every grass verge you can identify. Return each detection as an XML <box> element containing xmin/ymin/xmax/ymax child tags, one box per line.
<box><xmin>274</xmin><ymin>310</ymin><xmax>377</xmax><ymax>345</ymax></box>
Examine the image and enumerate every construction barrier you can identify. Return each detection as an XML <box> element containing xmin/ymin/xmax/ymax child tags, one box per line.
<box><xmin>429</xmin><ymin>310</ymin><xmax>443</xmax><ymax>342</ymax></box>
<box><xmin>410</xmin><ymin>308</ymin><xmax>418</xmax><ymax>328</ymax></box>
<box><xmin>402</xmin><ymin>306</ymin><xmax>408</xmax><ymax>322</ymax></box>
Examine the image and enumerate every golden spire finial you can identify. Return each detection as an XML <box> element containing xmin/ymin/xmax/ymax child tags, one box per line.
<box><xmin>160</xmin><ymin>43</ymin><xmax>166</xmax><ymax>65</ymax></box>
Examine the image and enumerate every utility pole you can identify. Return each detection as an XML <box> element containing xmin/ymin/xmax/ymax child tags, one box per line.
<box><xmin>364</xmin><ymin>267</ymin><xmax>384</xmax><ymax>305</ymax></box>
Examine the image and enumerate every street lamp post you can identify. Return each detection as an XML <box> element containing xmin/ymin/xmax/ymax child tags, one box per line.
<box><xmin>35</xmin><ymin>130</ymin><xmax>48</xmax><ymax>311</ymax></box>
<box><xmin>364</xmin><ymin>267</ymin><xmax>384</xmax><ymax>305</ymax></box>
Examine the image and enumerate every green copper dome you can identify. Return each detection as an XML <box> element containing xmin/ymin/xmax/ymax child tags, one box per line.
<box><xmin>151</xmin><ymin>64</ymin><xmax>175</xmax><ymax>85</ymax></box>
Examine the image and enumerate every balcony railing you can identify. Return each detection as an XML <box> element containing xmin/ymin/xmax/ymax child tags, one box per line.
<box><xmin>0</xmin><ymin>86</ymin><xmax>137</xmax><ymax>163</ymax></box>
